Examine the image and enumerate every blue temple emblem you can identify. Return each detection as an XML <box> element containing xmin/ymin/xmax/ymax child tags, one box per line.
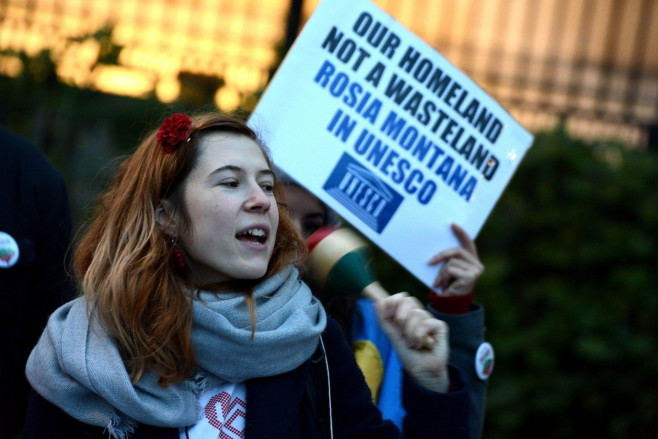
<box><xmin>323</xmin><ymin>153</ymin><xmax>403</xmax><ymax>233</ymax></box>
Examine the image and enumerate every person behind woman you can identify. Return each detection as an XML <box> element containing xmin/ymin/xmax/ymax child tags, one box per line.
<box><xmin>23</xmin><ymin>113</ymin><xmax>470</xmax><ymax>438</ymax></box>
<box><xmin>283</xmin><ymin>180</ymin><xmax>488</xmax><ymax>439</ymax></box>
<box><xmin>0</xmin><ymin>126</ymin><xmax>76</xmax><ymax>439</ymax></box>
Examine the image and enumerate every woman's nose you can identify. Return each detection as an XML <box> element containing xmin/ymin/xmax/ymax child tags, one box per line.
<box><xmin>245</xmin><ymin>185</ymin><xmax>272</xmax><ymax>212</ymax></box>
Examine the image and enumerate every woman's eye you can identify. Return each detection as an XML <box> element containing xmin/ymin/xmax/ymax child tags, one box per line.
<box><xmin>261</xmin><ymin>183</ymin><xmax>274</xmax><ymax>192</ymax></box>
<box><xmin>220</xmin><ymin>181</ymin><xmax>239</xmax><ymax>187</ymax></box>
<box><xmin>302</xmin><ymin>221</ymin><xmax>323</xmax><ymax>238</ymax></box>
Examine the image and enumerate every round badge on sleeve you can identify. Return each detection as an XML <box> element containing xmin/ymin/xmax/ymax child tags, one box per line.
<box><xmin>0</xmin><ymin>231</ymin><xmax>20</xmax><ymax>268</ymax></box>
<box><xmin>475</xmin><ymin>341</ymin><xmax>494</xmax><ymax>380</ymax></box>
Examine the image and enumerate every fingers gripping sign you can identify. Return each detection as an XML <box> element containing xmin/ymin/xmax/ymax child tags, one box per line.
<box><xmin>376</xmin><ymin>292</ymin><xmax>451</xmax><ymax>393</ymax></box>
<box><xmin>428</xmin><ymin>223</ymin><xmax>484</xmax><ymax>296</ymax></box>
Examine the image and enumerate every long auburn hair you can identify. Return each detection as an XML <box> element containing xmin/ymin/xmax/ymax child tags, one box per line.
<box><xmin>74</xmin><ymin>113</ymin><xmax>306</xmax><ymax>386</ymax></box>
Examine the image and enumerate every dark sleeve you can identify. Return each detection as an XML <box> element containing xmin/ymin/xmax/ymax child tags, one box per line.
<box><xmin>23</xmin><ymin>388</ymin><xmax>179</xmax><ymax>439</ymax></box>
<box><xmin>323</xmin><ymin>318</ymin><xmax>470</xmax><ymax>439</ymax></box>
<box><xmin>429</xmin><ymin>303</ymin><xmax>487</xmax><ymax>439</ymax></box>
<box><xmin>23</xmin><ymin>147</ymin><xmax>76</xmax><ymax>351</ymax></box>
<box><xmin>401</xmin><ymin>366</ymin><xmax>470</xmax><ymax>439</ymax></box>
<box><xmin>22</xmin><ymin>388</ymin><xmax>107</xmax><ymax>438</ymax></box>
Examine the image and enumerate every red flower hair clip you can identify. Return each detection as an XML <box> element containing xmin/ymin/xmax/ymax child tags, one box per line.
<box><xmin>157</xmin><ymin>113</ymin><xmax>192</xmax><ymax>153</ymax></box>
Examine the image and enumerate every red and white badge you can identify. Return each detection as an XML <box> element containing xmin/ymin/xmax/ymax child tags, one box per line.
<box><xmin>474</xmin><ymin>341</ymin><xmax>494</xmax><ymax>380</ymax></box>
<box><xmin>0</xmin><ymin>231</ymin><xmax>20</xmax><ymax>268</ymax></box>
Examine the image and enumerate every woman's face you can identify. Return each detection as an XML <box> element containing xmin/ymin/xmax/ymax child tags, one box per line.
<box><xmin>177</xmin><ymin>132</ymin><xmax>279</xmax><ymax>286</ymax></box>
<box><xmin>283</xmin><ymin>184</ymin><xmax>327</xmax><ymax>239</ymax></box>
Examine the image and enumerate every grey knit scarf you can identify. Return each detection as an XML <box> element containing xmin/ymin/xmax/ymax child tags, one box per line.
<box><xmin>25</xmin><ymin>265</ymin><xmax>326</xmax><ymax>438</ymax></box>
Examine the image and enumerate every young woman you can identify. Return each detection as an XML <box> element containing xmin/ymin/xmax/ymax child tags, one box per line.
<box><xmin>23</xmin><ymin>113</ymin><xmax>470</xmax><ymax>438</ymax></box>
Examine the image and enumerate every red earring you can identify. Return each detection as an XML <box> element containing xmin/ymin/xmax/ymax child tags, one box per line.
<box><xmin>170</xmin><ymin>238</ymin><xmax>186</xmax><ymax>272</ymax></box>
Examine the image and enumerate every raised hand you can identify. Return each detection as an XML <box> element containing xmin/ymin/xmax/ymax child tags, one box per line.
<box><xmin>428</xmin><ymin>223</ymin><xmax>484</xmax><ymax>296</ymax></box>
<box><xmin>376</xmin><ymin>292</ymin><xmax>450</xmax><ymax>393</ymax></box>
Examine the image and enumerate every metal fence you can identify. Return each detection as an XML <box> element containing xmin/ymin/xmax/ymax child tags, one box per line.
<box><xmin>2</xmin><ymin>0</ymin><xmax>657</xmax><ymax>149</ymax></box>
<box><xmin>302</xmin><ymin>0</ymin><xmax>658</xmax><ymax>149</ymax></box>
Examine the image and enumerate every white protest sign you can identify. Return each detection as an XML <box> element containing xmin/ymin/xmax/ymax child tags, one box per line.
<box><xmin>249</xmin><ymin>0</ymin><xmax>534</xmax><ymax>291</ymax></box>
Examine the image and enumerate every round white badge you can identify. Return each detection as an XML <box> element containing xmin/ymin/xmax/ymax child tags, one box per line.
<box><xmin>0</xmin><ymin>231</ymin><xmax>20</xmax><ymax>269</ymax></box>
<box><xmin>474</xmin><ymin>341</ymin><xmax>494</xmax><ymax>380</ymax></box>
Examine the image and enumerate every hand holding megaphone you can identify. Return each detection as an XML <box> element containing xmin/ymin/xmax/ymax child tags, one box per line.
<box><xmin>306</xmin><ymin>226</ymin><xmax>437</xmax><ymax>349</ymax></box>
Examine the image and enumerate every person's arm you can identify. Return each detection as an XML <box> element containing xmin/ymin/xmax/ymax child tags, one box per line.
<box><xmin>324</xmin><ymin>317</ymin><xmax>470</xmax><ymax>438</ymax></box>
<box><xmin>401</xmin><ymin>365</ymin><xmax>470</xmax><ymax>439</ymax></box>
<box><xmin>426</xmin><ymin>223</ymin><xmax>488</xmax><ymax>439</ymax></box>
<box><xmin>376</xmin><ymin>294</ymin><xmax>470</xmax><ymax>438</ymax></box>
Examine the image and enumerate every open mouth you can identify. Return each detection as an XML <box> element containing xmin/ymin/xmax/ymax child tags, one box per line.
<box><xmin>236</xmin><ymin>228</ymin><xmax>268</xmax><ymax>245</ymax></box>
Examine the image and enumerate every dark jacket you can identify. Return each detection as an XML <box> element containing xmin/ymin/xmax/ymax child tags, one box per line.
<box><xmin>22</xmin><ymin>318</ymin><xmax>470</xmax><ymax>439</ymax></box>
<box><xmin>1</xmin><ymin>126</ymin><xmax>75</xmax><ymax>439</ymax></box>
<box><xmin>431</xmin><ymin>303</ymin><xmax>488</xmax><ymax>439</ymax></box>
<box><xmin>346</xmin><ymin>297</ymin><xmax>487</xmax><ymax>438</ymax></box>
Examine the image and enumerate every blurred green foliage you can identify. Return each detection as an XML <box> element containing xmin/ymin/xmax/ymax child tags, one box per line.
<box><xmin>375</xmin><ymin>122</ymin><xmax>658</xmax><ymax>438</ymax></box>
<box><xmin>475</xmin><ymin>124</ymin><xmax>658</xmax><ymax>439</ymax></box>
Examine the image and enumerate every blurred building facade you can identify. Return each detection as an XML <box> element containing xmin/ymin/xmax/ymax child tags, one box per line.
<box><xmin>1</xmin><ymin>0</ymin><xmax>657</xmax><ymax>149</ymax></box>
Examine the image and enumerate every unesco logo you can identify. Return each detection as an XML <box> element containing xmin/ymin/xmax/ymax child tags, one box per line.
<box><xmin>323</xmin><ymin>153</ymin><xmax>403</xmax><ymax>233</ymax></box>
